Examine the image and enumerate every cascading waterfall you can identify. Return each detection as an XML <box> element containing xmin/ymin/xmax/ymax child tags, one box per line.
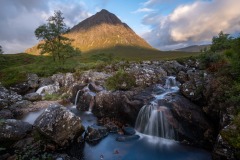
<box><xmin>74</xmin><ymin>89</ymin><xmax>81</xmax><ymax>106</ymax></box>
<box><xmin>135</xmin><ymin>76</ymin><xmax>179</xmax><ymax>140</ymax></box>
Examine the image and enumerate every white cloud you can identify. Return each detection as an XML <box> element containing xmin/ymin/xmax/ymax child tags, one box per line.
<box><xmin>143</xmin><ymin>0</ymin><xmax>240</xmax><ymax>50</ymax></box>
<box><xmin>132</xmin><ymin>8</ymin><xmax>155</xmax><ymax>14</ymax></box>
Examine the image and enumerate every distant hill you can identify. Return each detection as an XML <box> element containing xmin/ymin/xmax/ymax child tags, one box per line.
<box><xmin>26</xmin><ymin>9</ymin><xmax>154</xmax><ymax>54</ymax></box>
<box><xmin>175</xmin><ymin>44</ymin><xmax>211</xmax><ymax>52</ymax></box>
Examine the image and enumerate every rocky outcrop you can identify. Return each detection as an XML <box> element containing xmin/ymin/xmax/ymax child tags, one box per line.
<box><xmin>0</xmin><ymin>119</ymin><xmax>32</xmax><ymax>147</ymax></box>
<box><xmin>158</xmin><ymin>93</ymin><xmax>214</xmax><ymax>148</ymax></box>
<box><xmin>34</xmin><ymin>104</ymin><xmax>85</xmax><ymax>147</ymax></box>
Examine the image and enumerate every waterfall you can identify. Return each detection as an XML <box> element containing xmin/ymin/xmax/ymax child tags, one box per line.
<box><xmin>135</xmin><ymin>76</ymin><xmax>179</xmax><ymax>140</ymax></box>
<box><xmin>74</xmin><ymin>90</ymin><xmax>81</xmax><ymax>106</ymax></box>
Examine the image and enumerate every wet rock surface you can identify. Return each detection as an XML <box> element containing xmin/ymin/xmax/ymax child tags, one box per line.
<box><xmin>85</xmin><ymin>125</ymin><xmax>108</xmax><ymax>142</ymax></box>
<box><xmin>34</xmin><ymin>104</ymin><xmax>85</xmax><ymax>147</ymax></box>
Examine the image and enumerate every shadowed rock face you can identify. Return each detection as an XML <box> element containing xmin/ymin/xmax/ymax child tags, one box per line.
<box><xmin>157</xmin><ymin>93</ymin><xmax>214</xmax><ymax>148</ymax></box>
<box><xmin>0</xmin><ymin>119</ymin><xmax>32</xmax><ymax>147</ymax></box>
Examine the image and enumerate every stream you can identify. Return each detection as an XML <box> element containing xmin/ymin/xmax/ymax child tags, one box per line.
<box><xmin>21</xmin><ymin>76</ymin><xmax>212</xmax><ymax>160</ymax></box>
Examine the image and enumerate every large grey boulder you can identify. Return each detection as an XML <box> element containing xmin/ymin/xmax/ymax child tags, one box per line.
<box><xmin>0</xmin><ymin>119</ymin><xmax>32</xmax><ymax>146</ymax></box>
<box><xmin>34</xmin><ymin>104</ymin><xmax>85</xmax><ymax>146</ymax></box>
<box><xmin>23</xmin><ymin>92</ymin><xmax>42</xmax><ymax>102</ymax></box>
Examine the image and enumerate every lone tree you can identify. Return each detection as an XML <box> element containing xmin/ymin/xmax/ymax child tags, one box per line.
<box><xmin>0</xmin><ymin>45</ymin><xmax>3</xmax><ymax>54</ymax></box>
<box><xmin>35</xmin><ymin>10</ymin><xmax>80</xmax><ymax>64</ymax></box>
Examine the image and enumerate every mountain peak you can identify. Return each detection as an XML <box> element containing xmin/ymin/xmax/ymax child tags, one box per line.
<box><xmin>71</xmin><ymin>9</ymin><xmax>123</xmax><ymax>32</ymax></box>
<box><xmin>26</xmin><ymin>9</ymin><xmax>153</xmax><ymax>54</ymax></box>
<box><xmin>98</xmin><ymin>9</ymin><xmax>110</xmax><ymax>14</ymax></box>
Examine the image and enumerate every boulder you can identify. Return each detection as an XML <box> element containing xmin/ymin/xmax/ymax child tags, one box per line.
<box><xmin>10</xmin><ymin>82</ymin><xmax>30</xmax><ymax>95</ymax></box>
<box><xmin>9</xmin><ymin>100</ymin><xmax>32</xmax><ymax>117</ymax></box>
<box><xmin>23</xmin><ymin>93</ymin><xmax>42</xmax><ymax>102</ymax></box>
<box><xmin>0</xmin><ymin>86</ymin><xmax>22</xmax><ymax>108</ymax></box>
<box><xmin>39</xmin><ymin>77</ymin><xmax>54</xmax><ymax>87</ymax></box>
<box><xmin>180</xmin><ymin>70</ymin><xmax>206</xmax><ymax>102</ymax></box>
<box><xmin>0</xmin><ymin>109</ymin><xmax>13</xmax><ymax>119</ymax></box>
<box><xmin>0</xmin><ymin>119</ymin><xmax>32</xmax><ymax>146</ymax></box>
<box><xmin>94</xmin><ymin>90</ymin><xmax>143</xmax><ymax>124</ymax></box>
<box><xmin>162</xmin><ymin>60</ymin><xmax>185</xmax><ymax>75</ymax></box>
<box><xmin>104</xmin><ymin>122</ymin><xmax>118</xmax><ymax>133</ymax></box>
<box><xmin>78</xmin><ymin>71</ymin><xmax>111</xmax><ymax>86</ymax></box>
<box><xmin>27</xmin><ymin>73</ymin><xmax>39</xmax><ymax>89</ymax></box>
<box><xmin>34</xmin><ymin>104</ymin><xmax>84</xmax><ymax>147</ymax></box>
<box><xmin>85</xmin><ymin>125</ymin><xmax>108</xmax><ymax>142</ymax></box>
<box><xmin>89</xmin><ymin>82</ymin><xmax>104</xmax><ymax>93</ymax></box>
<box><xmin>127</xmin><ymin>63</ymin><xmax>167</xmax><ymax>87</ymax></box>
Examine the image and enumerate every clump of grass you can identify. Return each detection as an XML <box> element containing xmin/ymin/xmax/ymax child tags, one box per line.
<box><xmin>43</xmin><ymin>93</ymin><xmax>61</xmax><ymax>100</ymax></box>
<box><xmin>105</xmin><ymin>70</ymin><xmax>136</xmax><ymax>91</ymax></box>
<box><xmin>221</xmin><ymin>113</ymin><xmax>240</xmax><ymax>149</ymax></box>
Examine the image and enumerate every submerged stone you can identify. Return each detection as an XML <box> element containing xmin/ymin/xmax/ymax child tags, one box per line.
<box><xmin>116</xmin><ymin>135</ymin><xmax>140</xmax><ymax>142</ymax></box>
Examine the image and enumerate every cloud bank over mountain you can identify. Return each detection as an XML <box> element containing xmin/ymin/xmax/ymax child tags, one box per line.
<box><xmin>141</xmin><ymin>0</ymin><xmax>240</xmax><ymax>50</ymax></box>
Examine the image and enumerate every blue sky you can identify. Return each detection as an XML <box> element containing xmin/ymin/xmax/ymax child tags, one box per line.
<box><xmin>0</xmin><ymin>0</ymin><xmax>240</xmax><ymax>53</ymax></box>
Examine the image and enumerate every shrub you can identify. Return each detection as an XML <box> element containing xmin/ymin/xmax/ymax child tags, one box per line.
<box><xmin>199</xmin><ymin>51</ymin><xmax>227</xmax><ymax>71</ymax></box>
<box><xmin>105</xmin><ymin>70</ymin><xmax>136</xmax><ymax>90</ymax></box>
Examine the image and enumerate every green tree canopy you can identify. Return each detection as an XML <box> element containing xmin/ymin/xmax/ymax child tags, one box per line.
<box><xmin>211</xmin><ymin>31</ymin><xmax>232</xmax><ymax>52</ymax></box>
<box><xmin>35</xmin><ymin>10</ymin><xmax>80</xmax><ymax>64</ymax></box>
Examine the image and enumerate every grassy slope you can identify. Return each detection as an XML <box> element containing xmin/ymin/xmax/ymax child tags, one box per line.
<box><xmin>0</xmin><ymin>47</ymin><xmax>201</xmax><ymax>86</ymax></box>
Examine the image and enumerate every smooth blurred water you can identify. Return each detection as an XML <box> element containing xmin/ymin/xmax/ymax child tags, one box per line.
<box><xmin>82</xmin><ymin>132</ymin><xmax>211</xmax><ymax>160</ymax></box>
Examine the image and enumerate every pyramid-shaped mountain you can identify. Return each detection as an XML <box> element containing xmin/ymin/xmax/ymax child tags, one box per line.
<box><xmin>26</xmin><ymin>9</ymin><xmax>154</xmax><ymax>54</ymax></box>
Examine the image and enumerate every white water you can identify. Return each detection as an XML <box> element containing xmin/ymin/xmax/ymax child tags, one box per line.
<box><xmin>36</xmin><ymin>85</ymin><xmax>59</xmax><ymax>95</ymax></box>
<box><xmin>135</xmin><ymin>76</ymin><xmax>179</xmax><ymax>140</ymax></box>
<box><xmin>74</xmin><ymin>90</ymin><xmax>81</xmax><ymax>106</ymax></box>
